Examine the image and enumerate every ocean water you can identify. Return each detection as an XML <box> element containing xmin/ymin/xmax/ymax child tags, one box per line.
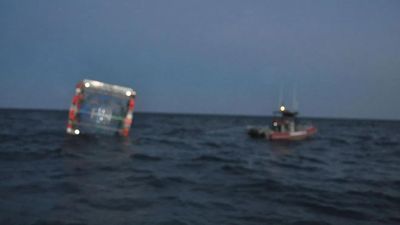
<box><xmin>0</xmin><ymin>109</ymin><xmax>399</xmax><ymax>225</ymax></box>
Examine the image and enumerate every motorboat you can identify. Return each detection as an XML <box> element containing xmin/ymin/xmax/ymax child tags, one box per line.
<box><xmin>248</xmin><ymin>105</ymin><xmax>317</xmax><ymax>141</ymax></box>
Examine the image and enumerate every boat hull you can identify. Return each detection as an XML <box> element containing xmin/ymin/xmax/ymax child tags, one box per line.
<box><xmin>268</xmin><ymin>127</ymin><xmax>317</xmax><ymax>141</ymax></box>
<box><xmin>247</xmin><ymin>126</ymin><xmax>317</xmax><ymax>141</ymax></box>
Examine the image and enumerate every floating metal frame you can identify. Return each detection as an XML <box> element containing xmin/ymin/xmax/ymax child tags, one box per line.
<box><xmin>66</xmin><ymin>79</ymin><xmax>136</xmax><ymax>137</ymax></box>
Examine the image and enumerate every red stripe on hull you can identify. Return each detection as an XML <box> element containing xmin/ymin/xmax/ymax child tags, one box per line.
<box><xmin>268</xmin><ymin>126</ymin><xmax>317</xmax><ymax>141</ymax></box>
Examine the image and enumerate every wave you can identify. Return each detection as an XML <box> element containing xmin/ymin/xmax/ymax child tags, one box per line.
<box><xmin>200</xmin><ymin>141</ymin><xmax>241</xmax><ymax>150</ymax></box>
<box><xmin>328</xmin><ymin>137</ymin><xmax>350</xmax><ymax>145</ymax></box>
<box><xmin>221</xmin><ymin>164</ymin><xmax>255</xmax><ymax>175</ymax></box>
<box><xmin>297</xmin><ymin>201</ymin><xmax>368</xmax><ymax>220</ymax></box>
<box><xmin>227</xmin><ymin>178</ymin><xmax>284</xmax><ymax>192</ymax></box>
<box><xmin>130</xmin><ymin>153</ymin><xmax>162</xmax><ymax>161</ymax></box>
<box><xmin>30</xmin><ymin>220</ymin><xmax>88</xmax><ymax>225</ymax></box>
<box><xmin>192</xmin><ymin>155</ymin><xmax>241</xmax><ymax>164</ymax></box>
<box><xmin>297</xmin><ymin>155</ymin><xmax>326</xmax><ymax>165</ymax></box>
<box><xmin>82</xmin><ymin>197</ymin><xmax>154</xmax><ymax>212</ymax></box>
<box><xmin>0</xmin><ymin>147</ymin><xmax>63</xmax><ymax>161</ymax></box>
<box><xmin>162</xmin><ymin>127</ymin><xmax>204</xmax><ymax>136</ymax></box>
<box><xmin>125</xmin><ymin>174</ymin><xmax>196</xmax><ymax>189</ymax></box>
<box><xmin>270</xmin><ymin>161</ymin><xmax>319</xmax><ymax>172</ymax></box>
<box><xmin>292</xmin><ymin>220</ymin><xmax>332</xmax><ymax>225</ymax></box>
<box><xmin>155</xmin><ymin>219</ymin><xmax>188</xmax><ymax>225</ymax></box>
<box><xmin>374</xmin><ymin>140</ymin><xmax>399</xmax><ymax>147</ymax></box>
<box><xmin>346</xmin><ymin>190</ymin><xmax>400</xmax><ymax>205</ymax></box>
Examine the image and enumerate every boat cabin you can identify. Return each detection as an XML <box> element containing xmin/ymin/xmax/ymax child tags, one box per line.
<box><xmin>271</xmin><ymin>105</ymin><xmax>298</xmax><ymax>133</ymax></box>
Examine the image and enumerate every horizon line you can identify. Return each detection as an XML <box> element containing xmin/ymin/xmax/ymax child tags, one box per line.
<box><xmin>0</xmin><ymin>106</ymin><xmax>399</xmax><ymax>122</ymax></box>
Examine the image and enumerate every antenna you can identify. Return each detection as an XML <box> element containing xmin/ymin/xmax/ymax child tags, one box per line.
<box><xmin>292</xmin><ymin>84</ymin><xmax>299</xmax><ymax>111</ymax></box>
<box><xmin>278</xmin><ymin>84</ymin><xmax>283</xmax><ymax>108</ymax></box>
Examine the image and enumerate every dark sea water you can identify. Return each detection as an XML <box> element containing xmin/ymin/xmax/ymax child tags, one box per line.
<box><xmin>0</xmin><ymin>109</ymin><xmax>399</xmax><ymax>225</ymax></box>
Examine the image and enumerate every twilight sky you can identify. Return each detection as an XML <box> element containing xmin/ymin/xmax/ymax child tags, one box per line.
<box><xmin>0</xmin><ymin>0</ymin><xmax>399</xmax><ymax>119</ymax></box>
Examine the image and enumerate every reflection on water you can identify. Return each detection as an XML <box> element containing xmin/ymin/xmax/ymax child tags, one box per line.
<box><xmin>270</xmin><ymin>142</ymin><xmax>298</xmax><ymax>156</ymax></box>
